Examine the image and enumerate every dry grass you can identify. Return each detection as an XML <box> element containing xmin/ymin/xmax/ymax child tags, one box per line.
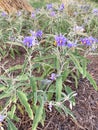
<box><xmin>0</xmin><ymin>0</ymin><xmax>34</xmax><ymax>13</ymax></box>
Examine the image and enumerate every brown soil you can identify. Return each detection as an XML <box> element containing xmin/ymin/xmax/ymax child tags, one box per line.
<box><xmin>1</xmin><ymin>50</ymin><xmax>98</xmax><ymax>130</ymax></box>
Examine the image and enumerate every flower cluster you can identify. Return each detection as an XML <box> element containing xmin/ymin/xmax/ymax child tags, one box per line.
<box><xmin>55</xmin><ymin>34</ymin><xmax>67</xmax><ymax>46</ymax></box>
<box><xmin>23</xmin><ymin>36</ymin><xmax>37</xmax><ymax>47</ymax></box>
<box><xmin>54</xmin><ymin>34</ymin><xmax>76</xmax><ymax>48</ymax></box>
<box><xmin>46</xmin><ymin>3</ymin><xmax>64</xmax><ymax>17</ymax></box>
<box><xmin>23</xmin><ymin>30</ymin><xmax>43</xmax><ymax>47</ymax></box>
<box><xmin>81</xmin><ymin>36</ymin><xmax>97</xmax><ymax>46</ymax></box>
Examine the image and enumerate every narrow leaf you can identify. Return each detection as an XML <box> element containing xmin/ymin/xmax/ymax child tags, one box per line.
<box><xmin>65</xmin><ymin>86</ymin><xmax>75</xmax><ymax>105</ymax></box>
<box><xmin>81</xmin><ymin>59</ymin><xmax>87</xmax><ymax>78</ymax></box>
<box><xmin>17</xmin><ymin>90</ymin><xmax>33</xmax><ymax>119</ymax></box>
<box><xmin>9</xmin><ymin>105</ymin><xmax>16</xmax><ymax>119</ymax></box>
<box><xmin>56</xmin><ymin>76</ymin><xmax>63</xmax><ymax>101</ymax></box>
<box><xmin>86</xmin><ymin>72</ymin><xmax>98</xmax><ymax>91</ymax></box>
<box><xmin>30</xmin><ymin>76</ymin><xmax>37</xmax><ymax>105</ymax></box>
<box><xmin>7</xmin><ymin>118</ymin><xmax>18</xmax><ymax>130</ymax></box>
<box><xmin>69</xmin><ymin>54</ymin><xmax>83</xmax><ymax>74</ymax></box>
<box><xmin>62</xmin><ymin>69</ymin><xmax>70</xmax><ymax>81</ymax></box>
<box><xmin>32</xmin><ymin>98</ymin><xmax>44</xmax><ymax>130</ymax></box>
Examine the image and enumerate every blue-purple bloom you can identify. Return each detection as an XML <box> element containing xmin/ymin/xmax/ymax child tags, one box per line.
<box><xmin>92</xmin><ymin>8</ymin><xmax>98</xmax><ymax>16</ymax></box>
<box><xmin>30</xmin><ymin>30</ymin><xmax>36</xmax><ymax>36</ymax></box>
<box><xmin>36</xmin><ymin>30</ymin><xmax>43</xmax><ymax>38</ymax></box>
<box><xmin>46</xmin><ymin>3</ymin><xmax>53</xmax><ymax>10</ymax></box>
<box><xmin>59</xmin><ymin>4</ymin><xmax>64</xmax><ymax>11</ymax></box>
<box><xmin>23</xmin><ymin>36</ymin><xmax>38</xmax><ymax>47</ymax></box>
<box><xmin>50</xmin><ymin>73</ymin><xmax>57</xmax><ymax>81</ymax></box>
<box><xmin>17</xmin><ymin>11</ymin><xmax>22</xmax><ymax>16</ymax></box>
<box><xmin>50</xmin><ymin>11</ymin><xmax>56</xmax><ymax>17</ymax></box>
<box><xmin>67</xmin><ymin>41</ymin><xmax>77</xmax><ymax>48</ymax></box>
<box><xmin>30</xmin><ymin>30</ymin><xmax>43</xmax><ymax>39</ymax></box>
<box><xmin>81</xmin><ymin>36</ymin><xmax>97</xmax><ymax>46</ymax></box>
<box><xmin>55</xmin><ymin>34</ymin><xmax>67</xmax><ymax>46</ymax></box>
<box><xmin>1</xmin><ymin>11</ymin><xmax>7</xmax><ymax>17</ymax></box>
<box><xmin>31</xmin><ymin>12</ymin><xmax>36</xmax><ymax>18</ymax></box>
<box><xmin>0</xmin><ymin>115</ymin><xmax>6</xmax><ymax>122</ymax></box>
<box><xmin>73</xmin><ymin>26</ymin><xmax>84</xmax><ymax>33</ymax></box>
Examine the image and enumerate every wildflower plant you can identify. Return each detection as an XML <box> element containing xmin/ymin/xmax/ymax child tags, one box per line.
<box><xmin>0</xmin><ymin>0</ymin><xmax>98</xmax><ymax>130</ymax></box>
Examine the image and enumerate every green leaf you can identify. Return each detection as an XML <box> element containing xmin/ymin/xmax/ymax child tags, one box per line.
<box><xmin>81</xmin><ymin>59</ymin><xmax>87</xmax><ymax>78</ymax></box>
<box><xmin>6</xmin><ymin>65</ymin><xmax>23</xmax><ymax>73</ymax></box>
<box><xmin>16</xmin><ymin>74</ymin><xmax>28</xmax><ymax>81</ymax></box>
<box><xmin>65</xmin><ymin>86</ymin><xmax>75</xmax><ymax>105</ymax></box>
<box><xmin>86</xmin><ymin>72</ymin><xmax>98</xmax><ymax>91</ymax></box>
<box><xmin>12</xmin><ymin>115</ymin><xmax>20</xmax><ymax>122</ymax></box>
<box><xmin>34</xmin><ymin>55</ymin><xmax>55</xmax><ymax>62</ymax></box>
<box><xmin>7</xmin><ymin>41</ymin><xmax>25</xmax><ymax>47</ymax></box>
<box><xmin>17</xmin><ymin>90</ymin><xmax>33</xmax><ymax>120</ymax></box>
<box><xmin>7</xmin><ymin>118</ymin><xmax>18</xmax><ymax>130</ymax></box>
<box><xmin>8</xmin><ymin>105</ymin><xmax>16</xmax><ymax>119</ymax></box>
<box><xmin>0</xmin><ymin>91</ymin><xmax>11</xmax><ymax>100</ymax></box>
<box><xmin>0</xmin><ymin>84</ymin><xmax>6</xmax><ymax>92</ymax></box>
<box><xmin>71</xmin><ymin>73</ymin><xmax>78</xmax><ymax>88</ymax></box>
<box><xmin>32</xmin><ymin>98</ymin><xmax>44</xmax><ymax>130</ymax></box>
<box><xmin>56</xmin><ymin>76</ymin><xmax>63</xmax><ymax>101</ymax></box>
<box><xmin>30</xmin><ymin>76</ymin><xmax>37</xmax><ymax>105</ymax></box>
<box><xmin>61</xmin><ymin>104</ymin><xmax>75</xmax><ymax>119</ymax></box>
<box><xmin>62</xmin><ymin>69</ymin><xmax>70</xmax><ymax>81</ymax></box>
<box><xmin>54</xmin><ymin>56</ymin><xmax>60</xmax><ymax>70</ymax></box>
<box><xmin>40</xmin><ymin>108</ymin><xmax>46</xmax><ymax>127</ymax></box>
<box><xmin>69</xmin><ymin>54</ymin><xmax>83</xmax><ymax>74</ymax></box>
<box><xmin>47</xmin><ymin>85</ymin><xmax>55</xmax><ymax>101</ymax></box>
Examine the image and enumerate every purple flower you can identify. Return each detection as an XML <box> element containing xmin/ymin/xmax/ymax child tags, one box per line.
<box><xmin>73</xmin><ymin>26</ymin><xmax>84</xmax><ymax>33</ymax></box>
<box><xmin>23</xmin><ymin>36</ymin><xmax>38</xmax><ymax>47</ymax></box>
<box><xmin>81</xmin><ymin>36</ymin><xmax>97</xmax><ymax>46</ymax></box>
<box><xmin>17</xmin><ymin>11</ymin><xmax>22</xmax><ymax>16</ymax></box>
<box><xmin>73</xmin><ymin>12</ymin><xmax>78</xmax><ymax>16</ymax></box>
<box><xmin>46</xmin><ymin>4</ymin><xmax>52</xmax><ymax>10</ymax></box>
<box><xmin>30</xmin><ymin>30</ymin><xmax>36</xmax><ymax>36</ymax></box>
<box><xmin>31</xmin><ymin>12</ymin><xmax>36</xmax><ymax>18</ymax></box>
<box><xmin>0</xmin><ymin>115</ymin><xmax>6</xmax><ymax>122</ymax></box>
<box><xmin>55</xmin><ymin>34</ymin><xmax>67</xmax><ymax>46</ymax></box>
<box><xmin>1</xmin><ymin>12</ymin><xmax>7</xmax><ymax>17</ymax></box>
<box><xmin>67</xmin><ymin>41</ymin><xmax>77</xmax><ymax>48</ymax></box>
<box><xmin>36</xmin><ymin>30</ymin><xmax>43</xmax><ymax>38</ymax></box>
<box><xmin>50</xmin><ymin>11</ymin><xmax>56</xmax><ymax>17</ymax></box>
<box><xmin>50</xmin><ymin>73</ymin><xmax>57</xmax><ymax>81</ymax></box>
<box><xmin>30</xmin><ymin>30</ymin><xmax>43</xmax><ymax>39</ymax></box>
<box><xmin>59</xmin><ymin>4</ymin><xmax>64</xmax><ymax>11</ymax></box>
<box><xmin>92</xmin><ymin>8</ymin><xmax>98</xmax><ymax>16</ymax></box>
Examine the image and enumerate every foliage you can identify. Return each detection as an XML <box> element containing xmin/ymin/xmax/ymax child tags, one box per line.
<box><xmin>0</xmin><ymin>0</ymin><xmax>98</xmax><ymax>130</ymax></box>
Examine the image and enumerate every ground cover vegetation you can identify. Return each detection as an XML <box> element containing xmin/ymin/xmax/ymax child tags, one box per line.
<box><xmin>0</xmin><ymin>0</ymin><xmax>98</xmax><ymax>130</ymax></box>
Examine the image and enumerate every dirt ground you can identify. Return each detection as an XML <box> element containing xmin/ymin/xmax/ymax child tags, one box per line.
<box><xmin>1</xmin><ymin>48</ymin><xmax>98</xmax><ymax>130</ymax></box>
<box><xmin>39</xmin><ymin>55</ymin><xmax>98</xmax><ymax>130</ymax></box>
